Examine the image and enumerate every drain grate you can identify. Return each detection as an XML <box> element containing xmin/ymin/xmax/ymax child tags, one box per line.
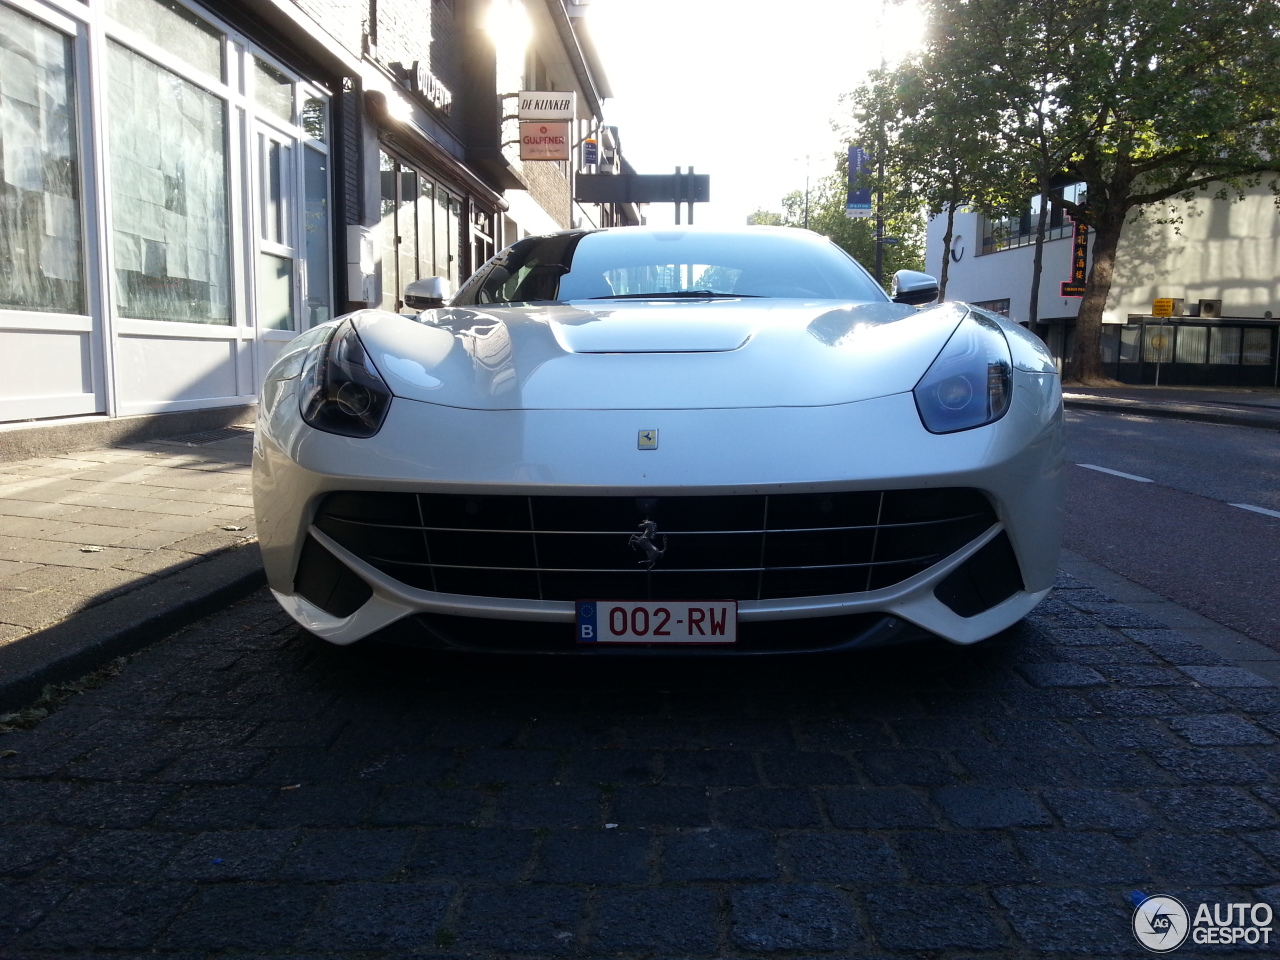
<box><xmin>157</xmin><ymin>425</ymin><xmax>253</xmax><ymax>446</ymax></box>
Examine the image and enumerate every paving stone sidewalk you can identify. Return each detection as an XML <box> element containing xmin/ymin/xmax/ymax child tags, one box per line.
<box><xmin>2</xmin><ymin>572</ymin><xmax>1279</xmax><ymax>958</ymax></box>
<box><xmin>0</xmin><ymin>428</ymin><xmax>260</xmax><ymax>708</ymax></box>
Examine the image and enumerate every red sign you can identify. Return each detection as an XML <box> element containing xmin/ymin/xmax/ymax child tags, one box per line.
<box><xmin>520</xmin><ymin>121</ymin><xmax>570</xmax><ymax>161</ymax></box>
<box><xmin>1060</xmin><ymin>218</ymin><xmax>1089</xmax><ymax>297</ymax></box>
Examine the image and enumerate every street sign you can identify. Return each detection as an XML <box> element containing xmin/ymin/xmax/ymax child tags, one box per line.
<box><xmin>518</xmin><ymin>91</ymin><xmax>576</xmax><ymax>121</ymax></box>
<box><xmin>575</xmin><ymin>172</ymin><xmax>710</xmax><ymax>204</ymax></box>
<box><xmin>583</xmin><ymin>138</ymin><xmax>598</xmax><ymax>166</ymax></box>
<box><xmin>520</xmin><ymin>122</ymin><xmax>570</xmax><ymax>161</ymax></box>
<box><xmin>1152</xmin><ymin>298</ymin><xmax>1175</xmax><ymax>318</ymax></box>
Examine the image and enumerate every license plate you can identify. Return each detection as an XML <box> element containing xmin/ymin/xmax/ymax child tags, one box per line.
<box><xmin>576</xmin><ymin>600</ymin><xmax>737</xmax><ymax>644</ymax></box>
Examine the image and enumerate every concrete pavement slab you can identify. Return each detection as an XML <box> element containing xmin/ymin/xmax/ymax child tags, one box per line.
<box><xmin>0</xmin><ymin>429</ymin><xmax>263</xmax><ymax>711</ymax></box>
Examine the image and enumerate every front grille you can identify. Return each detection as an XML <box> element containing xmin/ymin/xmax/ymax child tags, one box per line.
<box><xmin>312</xmin><ymin>489</ymin><xmax>997</xmax><ymax>603</ymax></box>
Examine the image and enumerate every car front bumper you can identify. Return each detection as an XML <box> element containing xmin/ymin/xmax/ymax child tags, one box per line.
<box><xmin>253</xmin><ymin>374</ymin><xmax>1064</xmax><ymax>649</ymax></box>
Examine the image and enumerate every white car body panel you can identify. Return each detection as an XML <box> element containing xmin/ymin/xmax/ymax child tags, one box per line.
<box><xmin>253</xmin><ymin>227</ymin><xmax>1065</xmax><ymax>652</ymax></box>
<box><xmin>356</xmin><ymin>300</ymin><xmax>970</xmax><ymax>410</ymax></box>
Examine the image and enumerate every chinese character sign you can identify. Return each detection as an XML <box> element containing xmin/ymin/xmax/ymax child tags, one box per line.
<box><xmin>1060</xmin><ymin>219</ymin><xmax>1089</xmax><ymax>297</ymax></box>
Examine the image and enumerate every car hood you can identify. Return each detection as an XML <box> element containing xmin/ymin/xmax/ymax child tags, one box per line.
<box><xmin>352</xmin><ymin>299</ymin><xmax>970</xmax><ymax>411</ymax></box>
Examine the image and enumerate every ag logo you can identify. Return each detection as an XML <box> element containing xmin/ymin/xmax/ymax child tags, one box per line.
<box><xmin>1133</xmin><ymin>895</ymin><xmax>1190</xmax><ymax>953</ymax></box>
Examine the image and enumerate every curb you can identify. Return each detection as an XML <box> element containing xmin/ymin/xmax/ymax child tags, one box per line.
<box><xmin>0</xmin><ymin>405</ymin><xmax>256</xmax><ymax>463</ymax></box>
<box><xmin>0</xmin><ymin>544</ymin><xmax>266</xmax><ymax>713</ymax></box>
<box><xmin>1063</xmin><ymin>397</ymin><xmax>1280</xmax><ymax>431</ymax></box>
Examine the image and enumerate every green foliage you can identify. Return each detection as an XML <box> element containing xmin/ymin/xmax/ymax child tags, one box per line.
<box><xmin>849</xmin><ymin>0</ymin><xmax>1280</xmax><ymax>380</ymax></box>
<box><xmin>751</xmin><ymin>151</ymin><xmax>925</xmax><ymax>285</ymax></box>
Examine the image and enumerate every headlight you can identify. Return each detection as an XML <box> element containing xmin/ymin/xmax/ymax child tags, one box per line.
<box><xmin>299</xmin><ymin>319</ymin><xmax>392</xmax><ymax>438</ymax></box>
<box><xmin>913</xmin><ymin>312</ymin><xmax>1012</xmax><ymax>433</ymax></box>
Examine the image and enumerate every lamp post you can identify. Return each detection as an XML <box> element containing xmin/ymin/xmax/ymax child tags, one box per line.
<box><xmin>804</xmin><ymin>154</ymin><xmax>810</xmax><ymax>230</ymax></box>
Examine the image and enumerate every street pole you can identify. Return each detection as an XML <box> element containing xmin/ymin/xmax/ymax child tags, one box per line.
<box><xmin>804</xmin><ymin>154</ymin><xmax>810</xmax><ymax>230</ymax></box>
<box><xmin>874</xmin><ymin>0</ymin><xmax>887</xmax><ymax>287</ymax></box>
<box><xmin>874</xmin><ymin>151</ymin><xmax>885</xmax><ymax>285</ymax></box>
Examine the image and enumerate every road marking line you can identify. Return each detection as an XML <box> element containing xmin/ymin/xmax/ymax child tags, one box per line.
<box><xmin>1075</xmin><ymin>463</ymin><xmax>1154</xmax><ymax>483</ymax></box>
<box><xmin>1230</xmin><ymin>503</ymin><xmax>1280</xmax><ymax>520</ymax></box>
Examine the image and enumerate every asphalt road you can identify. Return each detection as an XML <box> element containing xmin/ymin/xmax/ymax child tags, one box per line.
<box><xmin>1064</xmin><ymin>409</ymin><xmax>1280</xmax><ymax>647</ymax></box>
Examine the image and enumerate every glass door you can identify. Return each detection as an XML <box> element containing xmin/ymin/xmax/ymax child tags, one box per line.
<box><xmin>256</xmin><ymin>128</ymin><xmax>296</xmax><ymax>331</ymax></box>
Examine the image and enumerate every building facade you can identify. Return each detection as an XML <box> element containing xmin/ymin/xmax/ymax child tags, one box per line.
<box><xmin>926</xmin><ymin>186</ymin><xmax>1280</xmax><ymax>386</ymax></box>
<box><xmin>0</xmin><ymin>0</ymin><xmax>635</xmax><ymax>432</ymax></box>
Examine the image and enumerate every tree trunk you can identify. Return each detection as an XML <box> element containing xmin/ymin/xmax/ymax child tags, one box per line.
<box><xmin>938</xmin><ymin>194</ymin><xmax>959</xmax><ymax>302</ymax></box>
<box><xmin>1028</xmin><ymin>186</ymin><xmax>1050</xmax><ymax>326</ymax></box>
<box><xmin>1071</xmin><ymin>203</ymin><xmax>1125</xmax><ymax>383</ymax></box>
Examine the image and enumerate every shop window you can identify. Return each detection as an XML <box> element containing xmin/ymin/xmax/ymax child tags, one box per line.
<box><xmin>1210</xmin><ymin>326</ymin><xmax>1241</xmax><ymax>364</ymax></box>
<box><xmin>106</xmin><ymin>0</ymin><xmax>222</xmax><ymax>81</ymax></box>
<box><xmin>1242</xmin><ymin>328</ymin><xmax>1273</xmax><ymax>365</ymax></box>
<box><xmin>436</xmin><ymin>187</ymin><xmax>459</xmax><ymax>283</ymax></box>
<box><xmin>258</xmin><ymin>252</ymin><xmax>292</xmax><ymax>330</ymax></box>
<box><xmin>378</xmin><ymin>149</ymin><xmax>462</xmax><ymax>310</ymax></box>
<box><xmin>260</xmin><ymin>139</ymin><xmax>290</xmax><ymax>247</ymax></box>
<box><xmin>256</xmin><ymin>132</ymin><xmax>293</xmax><ymax>329</ymax></box>
<box><xmin>254</xmin><ymin>57</ymin><xmax>293</xmax><ymax>123</ymax></box>
<box><xmin>302</xmin><ymin>97</ymin><xmax>327</xmax><ymax>143</ymax></box>
<box><xmin>472</xmin><ymin>206</ymin><xmax>495</xmax><ymax>272</ymax></box>
<box><xmin>379</xmin><ymin>151</ymin><xmax>398</xmax><ymax>312</ymax></box>
<box><xmin>1100</xmin><ymin>326</ymin><xmax>1120</xmax><ymax>364</ymax></box>
<box><xmin>1175</xmin><ymin>325</ymin><xmax>1207</xmax><ymax>364</ymax></box>
<box><xmin>416</xmin><ymin>179</ymin><xmax>436</xmax><ymax>282</ymax></box>
<box><xmin>1118</xmin><ymin>326</ymin><xmax>1141</xmax><ymax>362</ymax></box>
<box><xmin>302</xmin><ymin>147</ymin><xmax>330</xmax><ymax>327</ymax></box>
<box><xmin>0</xmin><ymin>5</ymin><xmax>83</xmax><ymax>315</ymax></box>
<box><xmin>1143</xmin><ymin>325</ymin><xmax>1173</xmax><ymax>363</ymax></box>
<box><xmin>107</xmin><ymin>41</ymin><xmax>231</xmax><ymax>324</ymax></box>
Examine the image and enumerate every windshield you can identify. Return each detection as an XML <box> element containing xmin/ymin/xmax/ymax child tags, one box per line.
<box><xmin>454</xmin><ymin>228</ymin><xmax>888</xmax><ymax>305</ymax></box>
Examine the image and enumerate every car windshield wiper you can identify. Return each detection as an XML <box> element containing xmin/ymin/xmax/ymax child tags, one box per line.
<box><xmin>588</xmin><ymin>291</ymin><xmax>762</xmax><ymax>300</ymax></box>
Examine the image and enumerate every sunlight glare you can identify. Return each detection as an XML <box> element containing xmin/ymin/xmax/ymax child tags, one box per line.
<box><xmin>583</xmin><ymin>0</ymin><xmax>927</xmax><ymax>226</ymax></box>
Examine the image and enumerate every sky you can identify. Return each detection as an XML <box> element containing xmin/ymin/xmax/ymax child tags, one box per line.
<box><xmin>582</xmin><ymin>0</ymin><xmax>927</xmax><ymax>227</ymax></box>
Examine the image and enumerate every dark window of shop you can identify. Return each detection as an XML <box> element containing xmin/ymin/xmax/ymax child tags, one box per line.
<box><xmin>1110</xmin><ymin>321</ymin><xmax>1278</xmax><ymax>386</ymax></box>
<box><xmin>378</xmin><ymin>149</ymin><xmax>461</xmax><ymax>311</ymax></box>
<box><xmin>471</xmin><ymin>205</ymin><xmax>495</xmax><ymax>274</ymax></box>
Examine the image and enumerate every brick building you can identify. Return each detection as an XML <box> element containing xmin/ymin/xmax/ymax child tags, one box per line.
<box><xmin>0</xmin><ymin>0</ymin><xmax>635</xmax><ymax>435</ymax></box>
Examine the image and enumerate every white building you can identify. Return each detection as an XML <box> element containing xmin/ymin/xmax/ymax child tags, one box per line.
<box><xmin>0</xmin><ymin>0</ymin><xmax>636</xmax><ymax>454</ymax></box>
<box><xmin>925</xmin><ymin>185</ymin><xmax>1280</xmax><ymax>386</ymax></box>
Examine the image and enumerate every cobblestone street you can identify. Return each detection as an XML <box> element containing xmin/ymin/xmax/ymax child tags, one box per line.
<box><xmin>3</xmin><ymin>574</ymin><xmax>1279</xmax><ymax>958</ymax></box>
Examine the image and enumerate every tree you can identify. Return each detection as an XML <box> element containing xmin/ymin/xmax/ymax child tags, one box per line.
<box><xmin>1046</xmin><ymin>0</ymin><xmax>1280</xmax><ymax>381</ymax></box>
<box><xmin>751</xmin><ymin>151</ymin><xmax>925</xmax><ymax>286</ymax></box>
<box><xmin>871</xmin><ymin>0</ymin><xmax>1280</xmax><ymax>382</ymax></box>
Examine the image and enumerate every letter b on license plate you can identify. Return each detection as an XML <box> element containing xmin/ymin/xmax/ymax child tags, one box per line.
<box><xmin>577</xmin><ymin>601</ymin><xmax>737</xmax><ymax>644</ymax></box>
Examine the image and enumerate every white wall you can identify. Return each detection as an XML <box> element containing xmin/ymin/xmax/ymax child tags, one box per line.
<box><xmin>924</xmin><ymin>209</ymin><xmax>1082</xmax><ymax>323</ymax></box>
<box><xmin>926</xmin><ymin>185</ymin><xmax>1280</xmax><ymax>324</ymax></box>
<box><xmin>1106</xmin><ymin>186</ymin><xmax>1280</xmax><ymax>322</ymax></box>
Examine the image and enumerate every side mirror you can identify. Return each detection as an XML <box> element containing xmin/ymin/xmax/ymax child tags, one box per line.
<box><xmin>891</xmin><ymin>270</ymin><xmax>939</xmax><ymax>306</ymax></box>
<box><xmin>404</xmin><ymin>276</ymin><xmax>451</xmax><ymax>310</ymax></box>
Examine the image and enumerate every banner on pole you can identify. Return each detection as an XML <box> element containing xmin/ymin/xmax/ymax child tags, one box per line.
<box><xmin>846</xmin><ymin>145</ymin><xmax>873</xmax><ymax>219</ymax></box>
